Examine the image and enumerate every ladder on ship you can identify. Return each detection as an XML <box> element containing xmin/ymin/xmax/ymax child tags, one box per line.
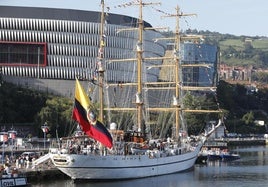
<box><xmin>32</xmin><ymin>153</ymin><xmax>51</xmax><ymax>166</ymax></box>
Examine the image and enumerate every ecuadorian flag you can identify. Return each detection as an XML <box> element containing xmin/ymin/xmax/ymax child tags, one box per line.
<box><xmin>72</xmin><ymin>78</ymin><xmax>113</xmax><ymax>148</ymax></box>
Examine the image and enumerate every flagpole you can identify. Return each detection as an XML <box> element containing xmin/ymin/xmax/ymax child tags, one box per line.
<box><xmin>98</xmin><ymin>0</ymin><xmax>105</xmax><ymax>123</ymax></box>
<box><xmin>2</xmin><ymin>138</ymin><xmax>4</xmax><ymax>164</ymax></box>
<box><xmin>2</xmin><ymin>141</ymin><xmax>4</xmax><ymax>164</ymax></box>
<box><xmin>1</xmin><ymin>133</ymin><xmax>7</xmax><ymax>164</ymax></box>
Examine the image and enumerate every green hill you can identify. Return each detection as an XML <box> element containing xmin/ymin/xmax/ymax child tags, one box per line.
<box><xmin>220</xmin><ymin>38</ymin><xmax>268</xmax><ymax>51</ymax></box>
<box><xmin>207</xmin><ymin>33</ymin><xmax>268</xmax><ymax>68</ymax></box>
<box><xmin>162</xmin><ymin>30</ymin><xmax>268</xmax><ymax>68</ymax></box>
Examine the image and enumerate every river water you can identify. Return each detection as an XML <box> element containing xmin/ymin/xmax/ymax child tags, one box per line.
<box><xmin>31</xmin><ymin>145</ymin><xmax>268</xmax><ymax>187</ymax></box>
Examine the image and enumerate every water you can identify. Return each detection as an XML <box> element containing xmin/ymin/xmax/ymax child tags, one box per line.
<box><xmin>31</xmin><ymin>145</ymin><xmax>268</xmax><ymax>187</ymax></box>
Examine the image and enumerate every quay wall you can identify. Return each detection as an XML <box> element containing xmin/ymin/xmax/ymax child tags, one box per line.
<box><xmin>214</xmin><ymin>138</ymin><xmax>266</xmax><ymax>146</ymax></box>
<box><xmin>23</xmin><ymin>168</ymin><xmax>67</xmax><ymax>183</ymax></box>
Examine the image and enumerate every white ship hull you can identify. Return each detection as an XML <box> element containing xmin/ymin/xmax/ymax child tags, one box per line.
<box><xmin>50</xmin><ymin>143</ymin><xmax>202</xmax><ymax>180</ymax></box>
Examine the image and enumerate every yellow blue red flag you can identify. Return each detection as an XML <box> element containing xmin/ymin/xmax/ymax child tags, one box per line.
<box><xmin>72</xmin><ymin>78</ymin><xmax>113</xmax><ymax>148</ymax></box>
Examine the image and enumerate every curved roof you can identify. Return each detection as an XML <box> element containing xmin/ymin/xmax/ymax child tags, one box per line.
<box><xmin>0</xmin><ymin>6</ymin><xmax>152</xmax><ymax>28</ymax></box>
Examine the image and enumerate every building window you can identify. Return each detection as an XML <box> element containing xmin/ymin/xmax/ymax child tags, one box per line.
<box><xmin>0</xmin><ymin>42</ymin><xmax>46</xmax><ymax>66</ymax></box>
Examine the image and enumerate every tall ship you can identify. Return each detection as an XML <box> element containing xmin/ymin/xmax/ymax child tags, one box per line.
<box><xmin>47</xmin><ymin>0</ymin><xmax>222</xmax><ymax>180</ymax></box>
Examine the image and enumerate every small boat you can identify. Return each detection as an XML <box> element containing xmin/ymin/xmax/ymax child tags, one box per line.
<box><xmin>0</xmin><ymin>176</ymin><xmax>28</xmax><ymax>187</ymax></box>
<box><xmin>220</xmin><ymin>150</ymin><xmax>240</xmax><ymax>161</ymax></box>
<box><xmin>0</xmin><ymin>167</ymin><xmax>28</xmax><ymax>187</ymax></box>
<box><xmin>199</xmin><ymin>148</ymin><xmax>240</xmax><ymax>161</ymax></box>
<box><xmin>207</xmin><ymin>150</ymin><xmax>223</xmax><ymax>161</ymax></box>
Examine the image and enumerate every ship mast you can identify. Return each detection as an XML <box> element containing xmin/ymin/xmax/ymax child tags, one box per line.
<box><xmin>162</xmin><ymin>5</ymin><xmax>197</xmax><ymax>139</ymax></box>
<box><xmin>107</xmin><ymin>1</ymin><xmax>160</xmax><ymax>133</ymax></box>
<box><xmin>136</xmin><ymin>0</ymin><xmax>144</xmax><ymax>132</ymax></box>
<box><xmin>98</xmin><ymin>0</ymin><xmax>105</xmax><ymax>122</ymax></box>
<box><xmin>103</xmin><ymin>3</ymin><xmax>221</xmax><ymax>140</ymax></box>
<box><xmin>135</xmin><ymin>0</ymin><xmax>161</xmax><ymax>133</ymax></box>
<box><xmin>174</xmin><ymin>6</ymin><xmax>181</xmax><ymax>139</ymax></box>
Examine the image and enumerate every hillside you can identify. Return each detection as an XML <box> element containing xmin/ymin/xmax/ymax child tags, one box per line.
<box><xmin>219</xmin><ymin>37</ymin><xmax>268</xmax><ymax>67</ymax></box>
<box><xmin>219</xmin><ymin>38</ymin><xmax>268</xmax><ymax>51</ymax></box>
<box><xmin>161</xmin><ymin>30</ymin><xmax>268</xmax><ymax>68</ymax></box>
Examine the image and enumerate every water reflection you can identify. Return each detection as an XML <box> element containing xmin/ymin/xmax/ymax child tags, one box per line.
<box><xmin>31</xmin><ymin>145</ymin><xmax>268</xmax><ymax>187</ymax></box>
<box><xmin>32</xmin><ymin>171</ymin><xmax>198</xmax><ymax>187</ymax></box>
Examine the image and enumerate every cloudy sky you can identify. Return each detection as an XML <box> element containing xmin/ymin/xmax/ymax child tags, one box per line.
<box><xmin>1</xmin><ymin>0</ymin><xmax>267</xmax><ymax>36</ymax></box>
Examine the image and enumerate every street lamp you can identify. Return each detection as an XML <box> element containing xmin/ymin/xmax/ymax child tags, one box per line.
<box><xmin>1</xmin><ymin>132</ymin><xmax>8</xmax><ymax>164</ymax></box>
<box><xmin>8</xmin><ymin>130</ymin><xmax>16</xmax><ymax>158</ymax></box>
<box><xmin>41</xmin><ymin>122</ymin><xmax>49</xmax><ymax>150</ymax></box>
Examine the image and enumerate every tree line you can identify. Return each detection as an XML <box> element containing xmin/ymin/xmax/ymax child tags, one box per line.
<box><xmin>0</xmin><ymin>79</ymin><xmax>267</xmax><ymax>138</ymax></box>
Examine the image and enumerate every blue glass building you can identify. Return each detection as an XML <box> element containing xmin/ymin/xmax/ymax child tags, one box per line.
<box><xmin>181</xmin><ymin>42</ymin><xmax>218</xmax><ymax>87</ymax></box>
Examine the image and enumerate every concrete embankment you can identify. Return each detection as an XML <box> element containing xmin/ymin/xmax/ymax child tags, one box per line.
<box><xmin>22</xmin><ymin>167</ymin><xmax>67</xmax><ymax>183</ymax></box>
<box><xmin>215</xmin><ymin>138</ymin><xmax>266</xmax><ymax>146</ymax></box>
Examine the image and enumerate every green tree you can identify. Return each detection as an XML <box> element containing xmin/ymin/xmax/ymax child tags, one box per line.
<box><xmin>242</xmin><ymin>111</ymin><xmax>254</xmax><ymax>125</ymax></box>
<box><xmin>36</xmin><ymin>96</ymin><xmax>73</xmax><ymax>137</ymax></box>
<box><xmin>0</xmin><ymin>81</ymin><xmax>46</xmax><ymax>124</ymax></box>
<box><xmin>183</xmin><ymin>91</ymin><xmax>221</xmax><ymax>135</ymax></box>
<box><xmin>243</xmin><ymin>41</ymin><xmax>253</xmax><ymax>54</ymax></box>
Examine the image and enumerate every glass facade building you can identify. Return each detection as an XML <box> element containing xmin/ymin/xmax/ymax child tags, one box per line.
<box><xmin>0</xmin><ymin>6</ymin><xmax>166</xmax><ymax>86</ymax></box>
<box><xmin>181</xmin><ymin>43</ymin><xmax>218</xmax><ymax>87</ymax></box>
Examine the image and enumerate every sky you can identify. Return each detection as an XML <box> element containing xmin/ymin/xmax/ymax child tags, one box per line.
<box><xmin>0</xmin><ymin>0</ymin><xmax>267</xmax><ymax>37</ymax></box>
